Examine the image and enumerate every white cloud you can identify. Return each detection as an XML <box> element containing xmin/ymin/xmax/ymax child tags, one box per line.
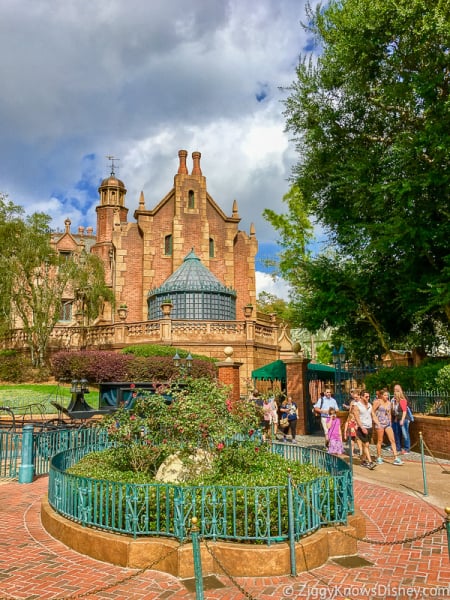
<box><xmin>256</xmin><ymin>271</ymin><xmax>291</xmax><ymax>300</ymax></box>
<box><xmin>0</xmin><ymin>0</ymin><xmax>320</xmax><ymax>245</ymax></box>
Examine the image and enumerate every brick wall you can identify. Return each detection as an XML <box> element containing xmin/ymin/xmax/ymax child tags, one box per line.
<box><xmin>409</xmin><ymin>416</ymin><xmax>450</xmax><ymax>460</ymax></box>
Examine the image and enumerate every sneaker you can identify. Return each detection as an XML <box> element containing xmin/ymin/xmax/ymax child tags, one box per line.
<box><xmin>291</xmin><ymin>439</ymin><xmax>297</xmax><ymax>444</ymax></box>
<box><xmin>360</xmin><ymin>460</ymin><xmax>370</xmax><ymax>468</ymax></box>
<box><xmin>401</xmin><ymin>450</ymin><xmax>410</xmax><ymax>455</ymax></box>
<box><xmin>393</xmin><ymin>457</ymin><xmax>404</xmax><ymax>465</ymax></box>
<box><xmin>283</xmin><ymin>437</ymin><xmax>287</xmax><ymax>443</ymax></box>
<box><xmin>367</xmin><ymin>462</ymin><xmax>377</xmax><ymax>470</ymax></box>
<box><xmin>376</xmin><ymin>457</ymin><xmax>383</xmax><ymax>464</ymax></box>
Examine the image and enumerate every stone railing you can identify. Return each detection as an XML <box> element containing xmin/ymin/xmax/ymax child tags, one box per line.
<box><xmin>3</xmin><ymin>317</ymin><xmax>278</xmax><ymax>354</ymax></box>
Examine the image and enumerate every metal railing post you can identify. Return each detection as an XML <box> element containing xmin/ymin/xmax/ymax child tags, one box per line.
<box><xmin>18</xmin><ymin>424</ymin><xmax>34</xmax><ymax>484</ymax></box>
<box><xmin>287</xmin><ymin>470</ymin><xmax>297</xmax><ymax>576</ymax></box>
<box><xmin>419</xmin><ymin>432</ymin><xmax>428</xmax><ymax>496</ymax></box>
<box><xmin>348</xmin><ymin>433</ymin><xmax>353</xmax><ymax>472</ymax></box>
<box><xmin>191</xmin><ymin>517</ymin><xmax>204</xmax><ymax>600</ymax></box>
<box><xmin>445</xmin><ymin>507</ymin><xmax>450</xmax><ymax>560</ymax></box>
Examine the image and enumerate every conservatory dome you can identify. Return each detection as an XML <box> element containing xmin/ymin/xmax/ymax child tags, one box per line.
<box><xmin>147</xmin><ymin>249</ymin><xmax>237</xmax><ymax>320</ymax></box>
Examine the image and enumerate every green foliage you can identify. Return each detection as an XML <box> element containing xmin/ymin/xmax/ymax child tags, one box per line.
<box><xmin>122</xmin><ymin>344</ymin><xmax>214</xmax><ymax>363</ymax></box>
<box><xmin>191</xmin><ymin>440</ymin><xmax>325</xmax><ymax>486</ymax></box>
<box><xmin>0</xmin><ymin>194</ymin><xmax>113</xmax><ymax>367</ymax></box>
<box><xmin>80</xmin><ymin>377</ymin><xmax>261</xmax><ymax>478</ymax></box>
<box><xmin>364</xmin><ymin>362</ymin><xmax>450</xmax><ymax>392</ymax></box>
<box><xmin>270</xmin><ymin>0</ymin><xmax>450</xmax><ymax>360</ymax></box>
<box><xmin>256</xmin><ymin>292</ymin><xmax>294</xmax><ymax>322</ymax></box>
<box><xmin>316</xmin><ymin>343</ymin><xmax>332</xmax><ymax>365</ymax></box>
<box><xmin>434</xmin><ymin>364</ymin><xmax>450</xmax><ymax>393</ymax></box>
<box><xmin>0</xmin><ymin>350</ymin><xmax>28</xmax><ymax>382</ymax></box>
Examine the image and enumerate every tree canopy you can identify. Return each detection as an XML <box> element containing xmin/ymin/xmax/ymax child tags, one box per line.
<box><xmin>266</xmin><ymin>0</ymin><xmax>450</xmax><ymax>361</ymax></box>
<box><xmin>0</xmin><ymin>194</ymin><xmax>113</xmax><ymax>367</ymax></box>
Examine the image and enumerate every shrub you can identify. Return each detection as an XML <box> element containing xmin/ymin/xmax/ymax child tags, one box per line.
<box><xmin>364</xmin><ymin>361</ymin><xmax>450</xmax><ymax>393</ymax></box>
<box><xmin>0</xmin><ymin>350</ymin><xmax>32</xmax><ymax>383</ymax></box>
<box><xmin>51</xmin><ymin>350</ymin><xmax>217</xmax><ymax>383</ymax></box>
<box><xmin>51</xmin><ymin>351</ymin><xmax>132</xmax><ymax>382</ymax></box>
<box><xmin>435</xmin><ymin>364</ymin><xmax>450</xmax><ymax>393</ymax></box>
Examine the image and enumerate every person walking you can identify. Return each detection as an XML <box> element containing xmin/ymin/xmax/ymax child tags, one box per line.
<box><xmin>313</xmin><ymin>389</ymin><xmax>339</xmax><ymax>445</ymax></box>
<box><xmin>280</xmin><ymin>395</ymin><xmax>298</xmax><ymax>443</ymax></box>
<box><xmin>373</xmin><ymin>390</ymin><xmax>403</xmax><ymax>465</ymax></box>
<box><xmin>353</xmin><ymin>390</ymin><xmax>379</xmax><ymax>469</ymax></box>
<box><xmin>392</xmin><ymin>384</ymin><xmax>411</xmax><ymax>454</ymax></box>
<box><xmin>325</xmin><ymin>408</ymin><xmax>344</xmax><ymax>456</ymax></box>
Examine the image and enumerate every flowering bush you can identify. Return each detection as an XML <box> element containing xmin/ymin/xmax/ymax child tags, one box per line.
<box><xmin>88</xmin><ymin>377</ymin><xmax>260</xmax><ymax>479</ymax></box>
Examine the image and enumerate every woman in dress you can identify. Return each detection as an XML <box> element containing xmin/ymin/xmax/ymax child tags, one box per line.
<box><xmin>325</xmin><ymin>408</ymin><xmax>344</xmax><ymax>456</ymax></box>
<box><xmin>373</xmin><ymin>390</ymin><xmax>403</xmax><ymax>465</ymax></box>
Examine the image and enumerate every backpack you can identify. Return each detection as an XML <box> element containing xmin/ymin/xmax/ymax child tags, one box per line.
<box><xmin>407</xmin><ymin>405</ymin><xmax>414</xmax><ymax>422</ymax></box>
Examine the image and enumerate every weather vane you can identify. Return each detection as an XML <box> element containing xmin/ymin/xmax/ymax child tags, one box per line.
<box><xmin>106</xmin><ymin>155</ymin><xmax>120</xmax><ymax>176</ymax></box>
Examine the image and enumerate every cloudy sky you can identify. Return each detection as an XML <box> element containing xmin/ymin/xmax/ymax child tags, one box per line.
<box><xmin>0</xmin><ymin>0</ymin><xmax>319</xmax><ymax>299</ymax></box>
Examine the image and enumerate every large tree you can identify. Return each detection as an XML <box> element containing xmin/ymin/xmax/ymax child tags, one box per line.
<box><xmin>267</xmin><ymin>0</ymin><xmax>450</xmax><ymax>360</ymax></box>
<box><xmin>0</xmin><ymin>195</ymin><xmax>113</xmax><ymax>367</ymax></box>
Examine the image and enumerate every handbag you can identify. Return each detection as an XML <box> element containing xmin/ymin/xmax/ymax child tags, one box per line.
<box><xmin>280</xmin><ymin>416</ymin><xmax>289</xmax><ymax>427</ymax></box>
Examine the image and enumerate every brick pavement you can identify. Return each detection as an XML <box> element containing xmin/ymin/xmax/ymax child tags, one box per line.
<box><xmin>0</xmin><ymin>471</ymin><xmax>449</xmax><ymax>600</ymax></box>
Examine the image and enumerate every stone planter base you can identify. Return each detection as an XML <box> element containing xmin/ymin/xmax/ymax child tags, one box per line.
<box><xmin>41</xmin><ymin>496</ymin><xmax>366</xmax><ymax>577</ymax></box>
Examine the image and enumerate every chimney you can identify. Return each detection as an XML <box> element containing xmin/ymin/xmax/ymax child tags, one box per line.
<box><xmin>178</xmin><ymin>150</ymin><xmax>188</xmax><ymax>174</ymax></box>
<box><xmin>191</xmin><ymin>151</ymin><xmax>202</xmax><ymax>176</ymax></box>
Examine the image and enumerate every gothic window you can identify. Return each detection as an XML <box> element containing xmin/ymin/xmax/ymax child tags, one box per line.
<box><xmin>188</xmin><ymin>190</ymin><xmax>195</xmax><ymax>208</ymax></box>
<box><xmin>209</xmin><ymin>237</ymin><xmax>215</xmax><ymax>258</ymax></box>
<box><xmin>59</xmin><ymin>301</ymin><xmax>73</xmax><ymax>322</ymax></box>
<box><xmin>164</xmin><ymin>234</ymin><xmax>173</xmax><ymax>256</ymax></box>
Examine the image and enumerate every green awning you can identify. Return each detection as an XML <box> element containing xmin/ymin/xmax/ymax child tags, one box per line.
<box><xmin>251</xmin><ymin>360</ymin><xmax>286</xmax><ymax>382</ymax></box>
<box><xmin>252</xmin><ymin>360</ymin><xmax>347</xmax><ymax>382</ymax></box>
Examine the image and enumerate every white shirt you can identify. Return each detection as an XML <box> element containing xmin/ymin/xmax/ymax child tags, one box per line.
<box><xmin>314</xmin><ymin>395</ymin><xmax>338</xmax><ymax>417</ymax></box>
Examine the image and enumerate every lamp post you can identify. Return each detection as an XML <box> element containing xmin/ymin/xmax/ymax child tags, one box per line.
<box><xmin>173</xmin><ymin>351</ymin><xmax>193</xmax><ymax>378</ymax></box>
<box><xmin>68</xmin><ymin>379</ymin><xmax>90</xmax><ymax>412</ymax></box>
<box><xmin>332</xmin><ymin>344</ymin><xmax>346</xmax><ymax>407</ymax></box>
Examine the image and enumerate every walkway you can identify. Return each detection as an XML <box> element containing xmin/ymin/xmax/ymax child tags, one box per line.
<box><xmin>0</xmin><ymin>438</ymin><xmax>449</xmax><ymax>600</ymax></box>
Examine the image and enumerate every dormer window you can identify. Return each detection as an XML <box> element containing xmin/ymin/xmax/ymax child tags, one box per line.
<box><xmin>188</xmin><ymin>190</ymin><xmax>195</xmax><ymax>208</ymax></box>
<box><xmin>164</xmin><ymin>234</ymin><xmax>173</xmax><ymax>256</ymax></box>
<box><xmin>59</xmin><ymin>251</ymin><xmax>72</xmax><ymax>262</ymax></box>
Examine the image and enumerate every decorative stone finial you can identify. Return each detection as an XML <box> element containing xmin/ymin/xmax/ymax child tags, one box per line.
<box><xmin>292</xmin><ymin>342</ymin><xmax>302</xmax><ymax>356</ymax></box>
<box><xmin>223</xmin><ymin>346</ymin><xmax>234</xmax><ymax>362</ymax></box>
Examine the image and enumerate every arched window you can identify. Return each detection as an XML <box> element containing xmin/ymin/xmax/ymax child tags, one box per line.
<box><xmin>164</xmin><ymin>234</ymin><xmax>173</xmax><ymax>256</ymax></box>
<box><xmin>209</xmin><ymin>237</ymin><xmax>215</xmax><ymax>258</ymax></box>
<box><xmin>188</xmin><ymin>190</ymin><xmax>195</xmax><ymax>208</ymax></box>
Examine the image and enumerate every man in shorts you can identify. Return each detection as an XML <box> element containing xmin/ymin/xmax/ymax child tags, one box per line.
<box><xmin>353</xmin><ymin>391</ymin><xmax>380</xmax><ymax>469</ymax></box>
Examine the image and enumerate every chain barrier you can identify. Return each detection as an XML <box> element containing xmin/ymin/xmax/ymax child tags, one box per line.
<box><xmin>421</xmin><ymin>435</ymin><xmax>450</xmax><ymax>473</ymax></box>
<box><xmin>203</xmin><ymin>537</ymin><xmax>258</xmax><ymax>600</ymax></box>
<box><xmin>290</xmin><ymin>476</ymin><xmax>446</xmax><ymax>547</ymax></box>
<box><xmin>0</xmin><ymin>537</ymin><xmax>188</xmax><ymax>600</ymax></box>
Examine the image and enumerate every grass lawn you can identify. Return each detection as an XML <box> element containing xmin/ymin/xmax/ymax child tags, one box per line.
<box><xmin>0</xmin><ymin>383</ymin><xmax>100</xmax><ymax>412</ymax></box>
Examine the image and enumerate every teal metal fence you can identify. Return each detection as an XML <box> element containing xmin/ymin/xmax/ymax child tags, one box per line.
<box><xmin>0</xmin><ymin>427</ymin><xmax>109</xmax><ymax>480</ymax></box>
<box><xmin>0</xmin><ymin>430</ymin><xmax>20</xmax><ymax>478</ymax></box>
<box><xmin>47</xmin><ymin>441</ymin><xmax>353</xmax><ymax>544</ymax></box>
<box><xmin>406</xmin><ymin>390</ymin><xmax>449</xmax><ymax>416</ymax></box>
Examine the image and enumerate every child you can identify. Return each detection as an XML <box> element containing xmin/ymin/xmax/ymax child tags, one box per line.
<box><xmin>326</xmin><ymin>408</ymin><xmax>344</xmax><ymax>456</ymax></box>
<box><xmin>344</xmin><ymin>411</ymin><xmax>358</xmax><ymax>456</ymax></box>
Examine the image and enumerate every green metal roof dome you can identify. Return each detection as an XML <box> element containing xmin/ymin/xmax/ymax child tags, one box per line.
<box><xmin>147</xmin><ymin>249</ymin><xmax>237</xmax><ymax>320</ymax></box>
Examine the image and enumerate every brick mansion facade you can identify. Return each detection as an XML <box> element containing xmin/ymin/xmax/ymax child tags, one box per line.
<box><xmin>9</xmin><ymin>150</ymin><xmax>293</xmax><ymax>387</ymax></box>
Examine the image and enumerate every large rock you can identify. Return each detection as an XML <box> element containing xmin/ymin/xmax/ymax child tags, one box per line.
<box><xmin>155</xmin><ymin>449</ymin><xmax>214</xmax><ymax>483</ymax></box>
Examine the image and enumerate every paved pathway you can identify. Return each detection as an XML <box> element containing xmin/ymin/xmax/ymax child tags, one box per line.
<box><xmin>0</xmin><ymin>443</ymin><xmax>449</xmax><ymax>600</ymax></box>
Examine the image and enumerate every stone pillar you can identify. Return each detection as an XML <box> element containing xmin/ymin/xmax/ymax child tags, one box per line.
<box><xmin>217</xmin><ymin>346</ymin><xmax>242</xmax><ymax>407</ymax></box>
<box><xmin>283</xmin><ymin>356</ymin><xmax>311</xmax><ymax>435</ymax></box>
<box><xmin>217</xmin><ymin>361</ymin><xmax>242</xmax><ymax>406</ymax></box>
